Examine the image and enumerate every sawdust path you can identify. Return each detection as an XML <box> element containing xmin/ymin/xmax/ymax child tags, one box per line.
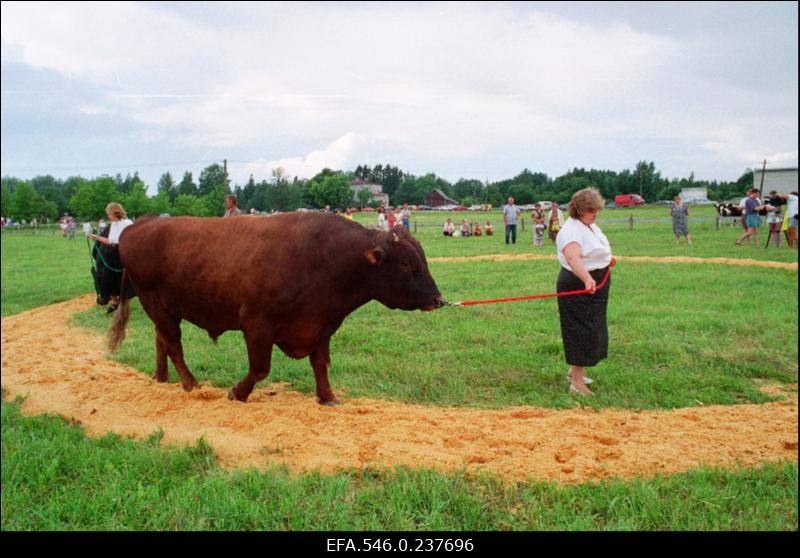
<box><xmin>2</xmin><ymin>254</ymin><xmax>797</xmax><ymax>484</ymax></box>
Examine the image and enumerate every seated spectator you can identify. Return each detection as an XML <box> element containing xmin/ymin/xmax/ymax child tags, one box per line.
<box><xmin>460</xmin><ymin>219</ymin><xmax>471</xmax><ymax>237</ymax></box>
<box><xmin>473</xmin><ymin>222</ymin><xmax>481</xmax><ymax>236</ymax></box>
<box><xmin>484</xmin><ymin>221</ymin><xmax>494</xmax><ymax>235</ymax></box>
<box><xmin>443</xmin><ymin>218</ymin><xmax>455</xmax><ymax>236</ymax></box>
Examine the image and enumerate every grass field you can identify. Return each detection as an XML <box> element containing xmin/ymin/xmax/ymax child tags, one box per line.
<box><xmin>1</xmin><ymin>205</ymin><xmax>798</xmax><ymax>531</ymax></box>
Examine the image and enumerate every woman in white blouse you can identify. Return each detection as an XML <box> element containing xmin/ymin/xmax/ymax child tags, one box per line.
<box><xmin>556</xmin><ymin>188</ymin><xmax>613</xmax><ymax>396</ymax></box>
<box><xmin>88</xmin><ymin>202</ymin><xmax>134</xmax><ymax>313</ymax></box>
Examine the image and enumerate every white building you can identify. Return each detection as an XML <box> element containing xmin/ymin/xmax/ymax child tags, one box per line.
<box><xmin>753</xmin><ymin>167</ymin><xmax>798</xmax><ymax>195</ymax></box>
<box><xmin>679</xmin><ymin>186</ymin><xmax>710</xmax><ymax>203</ymax></box>
<box><xmin>350</xmin><ymin>179</ymin><xmax>389</xmax><ymax>207</ymax></box>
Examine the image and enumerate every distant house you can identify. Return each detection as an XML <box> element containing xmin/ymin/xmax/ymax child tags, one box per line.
<box><xmin>350</xmin><ymin>179</ymin><xmax>389</xmax><ymax>207</ymax></box>
<box><xmin>424</xmin><ymin>188</ymin><xmax>459</xmax><ymax>207</ymax></box>
<box><xmin>753</xmin><ymin>167</ymin><xmax>798</xmax><ymax>195</ymax></box>
<box><xmin>679</xmin><ymin>187</ymin><xmax>710</xmax><ymax>203</ymax></box>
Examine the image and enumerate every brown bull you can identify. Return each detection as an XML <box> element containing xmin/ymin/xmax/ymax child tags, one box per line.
<box><xmin>109</xmin><ymin>213</ymin><xmax>444</xmax><ymax>405</ymax></box>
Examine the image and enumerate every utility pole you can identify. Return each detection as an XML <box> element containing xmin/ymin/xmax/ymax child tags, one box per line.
<box><xmin>223</xmin><ymin>159</ymin><xmax>229</xmax><ymax>192</ymax></box>
<box><xmin>758</xmin><ymin>159</ymin><xmax>767</xmax><ymax>192</ymax></box>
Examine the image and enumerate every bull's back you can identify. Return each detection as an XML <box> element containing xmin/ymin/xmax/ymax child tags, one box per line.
<box><xmin>119</xmin><ymin>214</ymin><xmax>368</xmax><ymax>324</ymax></box>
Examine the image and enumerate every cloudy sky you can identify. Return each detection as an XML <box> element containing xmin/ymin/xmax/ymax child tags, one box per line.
<box><xmin>2</xmin><ymin>1</ymin><xmax>797</xmax><ymax>193</ymax></box>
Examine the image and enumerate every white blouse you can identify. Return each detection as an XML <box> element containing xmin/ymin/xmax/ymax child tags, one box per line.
<box><xmin>109</xmin><ymin>219</ymin><xmax>133</xmax><ymax>245</ymax></box>
<box><xmin>556</xmin><ymin>217</ymin><xmax>613</xmax><ymax>272</ymax></box>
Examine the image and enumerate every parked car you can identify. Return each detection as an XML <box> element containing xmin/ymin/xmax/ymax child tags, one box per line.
<box><xmin>614</xmin><ymin>194</ymin><xmax>645</xmax><ymax>207</ymax></box>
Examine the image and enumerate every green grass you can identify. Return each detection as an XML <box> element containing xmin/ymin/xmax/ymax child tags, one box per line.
<box><xmin>1</xmin><ymin>211</ymin><xmax>797</xmax><ymax>531</ymax></box>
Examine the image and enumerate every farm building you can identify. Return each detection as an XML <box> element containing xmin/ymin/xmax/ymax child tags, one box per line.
<box><xmin>424</xmin><ymin>188</ymin><xmax>459</xmax><ymax>207</ymax></box>
<box><xmin>753</xmin><ymin>167</ymin><xmax>798</xmax><ymax>195</ymax></box>
<box><xmin>350</xmin><ymin>179</ymin><xmax>389</xmax><ymax>207</ymax></box>
<box><xmin>679</xmin><ymin>186</ymin><xmax>710</xmax><ymax>203</ymax></box>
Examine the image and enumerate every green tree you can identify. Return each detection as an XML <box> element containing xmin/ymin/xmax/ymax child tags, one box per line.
<box><xmin>177</xmin><ymin>171</ymin><xmax>197</xmax><ymax>196</ymax></box>
<box><xmin>356</xmin><ymin>188</ymin><xmax>373</xmax><ymax>209</ymax></box>
<box><xmin>453</xmin><ymin>179</ymin><xmax>484</xmax><ymax>205</ymax></box>
<box><xmin>157</xmin><ymin>172</ymin><xmax>177</xmax><ymax>202</ymax></box>
<box><xmin>67</xmin><ymin>176</ymin><xmax>119</xmax><ymax>219</ymax></box>
<box><xmin>8</xmin><ymin>181</ymin><xmax>51</xmax><ymax>221</ymax></box>
<box><xmin>150</xmin><ymin>191</ymin><xmax>171</xmax><ymax>215</ymax></box>
<box><xmin>171</xmin><ymin>194</ymin><xmax>206</xmax><ymax>216</ymax></box>
<box><xmin>124</xmin><ymin>179</ymin><xmax>151</xmax><ymax>217</ymax></box>
<box><xmin>307</xmin><ymin>171</ymin><xmax>353</xmax><ymax>209</ymax></box>
<box><xmin>239</xmin><ymin>175</ymin><xmax>257</xmax><ymax>210</ymax></box>
<box><xmin>198</xmin><ymin>163</ymin><xmax>228</xmax><ymax>196</ymax></box>
<box><xmin>202</xmin><ymin>184</ymin><xmax>227</xmax><ymax>216</ymax></box>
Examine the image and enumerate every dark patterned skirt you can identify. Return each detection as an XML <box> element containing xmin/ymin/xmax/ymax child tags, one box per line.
<box><xmin>556</xmin><ymin>266</ymin><xmax>611</xmax><ymax>367</ymax></box>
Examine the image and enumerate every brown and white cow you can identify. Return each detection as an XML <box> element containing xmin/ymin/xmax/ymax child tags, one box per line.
<box><xmin>109</xmin><ymin>213</ymin><xmax>445</xmax><ymax>405</ymax></box>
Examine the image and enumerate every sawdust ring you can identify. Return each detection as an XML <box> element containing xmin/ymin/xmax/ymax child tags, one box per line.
<box><xmin>2</xmin><ymin>254</ymin><xmax>797</xmax><ymax>484</ymax></box>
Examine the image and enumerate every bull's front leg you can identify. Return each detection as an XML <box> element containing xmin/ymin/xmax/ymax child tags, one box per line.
<box><xmin>229</xmin><ymin>328</ymin><xmax>273</xmax><ymax>402</ymax></box>
<box><xmin>310</xmin><ymin>339</ymin><xmax>338</xmax><ymax>406</ymax></box>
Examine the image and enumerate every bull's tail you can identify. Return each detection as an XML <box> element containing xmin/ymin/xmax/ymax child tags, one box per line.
<box><xmin>108</xmin><ymin>270</ymin><xmax>131</xmax><ymax>352</ymax></box>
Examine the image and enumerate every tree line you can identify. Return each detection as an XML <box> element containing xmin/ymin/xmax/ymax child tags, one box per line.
<box><xmin>1</xmin><ymin>160</ymin><xmax>753</xmax><ymax>221</ymax></box>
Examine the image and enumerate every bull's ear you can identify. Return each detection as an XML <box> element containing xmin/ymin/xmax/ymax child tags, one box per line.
<box><xmin>364</xmin><ymin>248</ymin><xmax>385</xmax><ymax>266</ymax></box>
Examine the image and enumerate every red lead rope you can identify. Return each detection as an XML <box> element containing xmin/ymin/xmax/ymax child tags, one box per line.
<box><xmin>449</xmin><ymin>258</ymin><xmax>615</xmax><ymax>307</ymax></box>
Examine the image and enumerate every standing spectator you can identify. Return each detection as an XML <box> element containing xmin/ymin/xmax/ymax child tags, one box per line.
<box><xmin>531</xmin><ymin>202</ymin><xmax>545</xmax><ymax>246</ymax></box>
<box><xmin>548</xmin><ymin>202</ymin><xmax>565</xmax><ymax>243</ymax></box>
<box><xmin>442</xmin><ymin>218</ymin><xmax>455</xmax><ymax>236</ymax></box>
<box><xmin>59</xmin><ymin>216</ymin><xmax>68</xmax><ymax>238</ymax></box>
<box><xmin>502</xmin><ymin>197</ymin><xmax>520</xmax><ymax>244</ymax></box>
<box><xmin>387</xmin><ymin>207</ymin><xmax>397</xmax><ymax>229</ymax></box>
<box><xmin>82</xmin><ymin>221</ymin><xmax>94</xmax><ymax>236</ymax></box>
<box><xmin>68</xmin><ymin>217</ymin><xmax>76</xmax><ymax>240</ymax></box>
<box><xmin>344</xmin><ymin>208</ymin><xmax>354</xmax><ymax>220</ymax></box>
<box><xmin>401</xmin><ymin>203</ymin><xmax>412</xmax><ymax>230</ymax></box>
<box><xmin>738</xmin><ymin>194</ymin><xmax>751</xmax><ymax>241</ymax></box>
<box><xmin>556</xmin><ymin>188</ymin><xmax>613</xmax><ymax>396</ymax></box>
<box><xmin>377</xmin><ymin>208</ymin><xmax>390</xmax><ymax>231</ymax></box>
<box><xmin>670</xmin><ymin>196</ymin><xmax>692</xmax><ymax>244</ymax></box>
<box><xmin>224</xmin><ymin>194</ymin><xmax>243</xmax><ymax>217</ymax></box>
<box><xmin>736</xmin><ymin>189</ymin><xmax>768</xmax><ymax>247</ymax></box>
<box><xmin>786</xmin><ymin>191</ymin><xmax>798</xmax><ymax>249</ymax></box>
<box><xmin>87</xmin><ymin>202</ymin><xmax>134</xmax><ymax>313</ymax></box>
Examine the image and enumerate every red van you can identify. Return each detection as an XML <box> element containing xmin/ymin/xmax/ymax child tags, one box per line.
<box><xmin>614</xmin><ymin>194</ymin><xmax>645</xmax><ymax>207</ymax></box>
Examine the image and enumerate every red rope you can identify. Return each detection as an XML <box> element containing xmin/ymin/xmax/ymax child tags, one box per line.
<box><xmin>453</xmin><ymin>258</ymin><xmax>615</xmax><ymax>307</ymax></box>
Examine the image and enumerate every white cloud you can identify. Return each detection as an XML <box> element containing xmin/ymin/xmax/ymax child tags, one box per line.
<box><xmin>2</xmin><ymin>2</ymin><xmax>796</xmax><ymax>185</ymax></box>
<box><xmin>232</xmin><ymin>132</ymin><xmax>372</xmax><ymax>183</ymax></box>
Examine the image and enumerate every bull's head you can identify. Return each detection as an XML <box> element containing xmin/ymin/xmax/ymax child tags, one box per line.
<box><xmin>365</xmin><ymin>227</ymin><xmax>445</xmax><ymax>311</ymax></box>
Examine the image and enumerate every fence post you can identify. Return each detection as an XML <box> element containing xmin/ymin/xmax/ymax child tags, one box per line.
<box><xmin>414</xmin><ymin>220</ymin><xmax>417</xmax><ymax>234</ymax></box>
<box><xmin>629</xmin><ymin>216</ymin><xmax>634</xmax><ymax>230</ymax></box>
<box><xmin>520</xmin><ymin>217</ymin><xmax>525</xmax><ymax>232</ymax></box>
<box><xmin>716</xmin><ymin>215</ymin><xmax>720</xmax><ymax>230</ymax></box>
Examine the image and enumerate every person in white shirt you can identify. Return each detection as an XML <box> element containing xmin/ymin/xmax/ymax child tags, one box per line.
<box><xmin>88</xmin><ymin>202</ymin><xmax>134</xmax><ymax>313</ymax></box>
<box><xmin>377</xmin><ymin>208</ymin><xmax>389</xmax><ymax>232</ymax></box>
<box><xmin>556</xmin><ymin>188</ymin><xmax>613</xmax><ymax>396</ymax></box>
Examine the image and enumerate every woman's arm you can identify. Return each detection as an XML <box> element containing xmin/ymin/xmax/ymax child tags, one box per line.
<box><xmin>562</xmin><ymin>242</ymin><xmax>596</xmax><ymax>292</ymax></box>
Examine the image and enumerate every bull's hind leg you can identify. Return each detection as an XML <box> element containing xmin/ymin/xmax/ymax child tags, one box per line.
<box><xmin>154</xmin><ymin>330</ymin><xmax>169</xmax><ymax>382</ymax></box>
<box><xmin>155</xmin><ymin>321</ymin><xmax>200</xmax><ymax>391</ymax></box>
<box><xmin>310</xmin><ymin>339</ymin><xmax>338</xmax><ymax>406</ymax></box>
<box><xmin>228</xmin><ymin>329</ymin><xmax>273</xmax><ymax>402</ymax></box>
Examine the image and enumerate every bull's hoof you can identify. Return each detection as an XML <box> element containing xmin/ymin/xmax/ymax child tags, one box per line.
<box><xmin>153</xmin><ymin>373</ymin><xmax>168</xmax><ymax>383</ymax></box>
<box><xmin>318</xmin><ymin>399</ymin><xmax>339</xmax><ymax>407</ymax></box>
<box><xmin>227</xmin><ymin>388</ymin><xmax>248</xmax><ymax>402</ymax></box>
<box><xmin>181</xmin><ymin>381</ymin><xmax>200</xmax><ymax>392</ymax></box>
